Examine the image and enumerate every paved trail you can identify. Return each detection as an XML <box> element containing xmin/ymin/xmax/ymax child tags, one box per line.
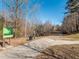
<box><xmin>0</xmin><ymin>38</ymin><xmax>79</xmax><ymax>59</ymax></box>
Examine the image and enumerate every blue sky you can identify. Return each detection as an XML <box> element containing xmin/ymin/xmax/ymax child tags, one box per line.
<box><xmin>0</xmin><ymin>0</ymin><xmax>2</xmax><ymax>12</ymax></box>
<box><xmin>36</xmin><ymin>0</ymin><xmax>68</xmax><ymax>25</ymax></box>
<box><xmin>0</xmin><ymin>0</ymin><xmax>67</xmax><ymax>25</ymax></box>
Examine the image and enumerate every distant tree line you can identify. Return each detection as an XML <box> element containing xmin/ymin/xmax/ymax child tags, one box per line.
<box><xmin>62</xmin><ymin>0</ymin><xmax>79</xmax><ymax>34</ymax></box>
<box><xmin>34</xmin><ymin>22</ymin><xmax>54</xmax><ymax>36</ymax></box>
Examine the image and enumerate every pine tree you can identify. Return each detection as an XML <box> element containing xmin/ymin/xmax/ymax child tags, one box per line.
<box><xmin>62</xmin><ymin>0</ymin><xmax>79</xmax><ymax>34</ymax></box>
<box><xmin>66</xmin><ymin>0</ymin><xmax>79</xmax><ymax>13</ymax></box>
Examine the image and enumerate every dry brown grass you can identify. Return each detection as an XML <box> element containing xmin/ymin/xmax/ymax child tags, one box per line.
<box><xmin>35</xmin><ymin>44</ymin><xmax>79</xmax><ymax>59</ymax></box>
<box><xmin>5</xmin><ymin>38</ymin><xmax>28</xmax><ymax>46</ymax></box>
<box><xmin>64</xmin><ymin>33</ymin><xmax>79</xmax><ymax>40</ymax></box>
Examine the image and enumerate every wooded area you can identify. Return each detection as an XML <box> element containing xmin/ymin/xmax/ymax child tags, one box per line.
<box><xmin>0</xmin><ymin>0</ymin><xmax>79</xmax><ymax>42</ymax></box>
<box><xmin>62</xmin><ymin>0</ymin><xmax>79</xmax><ymax>34</ymax></box>
<box><xmin>0</xmin><ymin>0</ymin><xmax>79</xmax><ymax>37</ymax></box>
<box><xmin>0</xmin><ymin>0</ymin><xmax>79</xmax><ymax>59</ymax></box>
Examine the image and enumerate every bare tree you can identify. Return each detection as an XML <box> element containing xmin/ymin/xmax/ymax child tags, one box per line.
<box><xmin>3</xmin><ymin>0</ymin><xmax>41</xmax><ymax>38</ymax></box>
<box><xmin>62</xmin><ymin>0</ymin><xmax>79</xmax><ymax>34</ymax></box>
<box><xmin>62</xmin><ymin>12</ymin><xmax>79</xmax><ymax>34</ymax></box>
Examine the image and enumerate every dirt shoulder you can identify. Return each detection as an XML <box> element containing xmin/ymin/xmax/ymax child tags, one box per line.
<box><xmin>35</xmin><ymin>44</ymin><xmax>79</xmax><ymax>59</ymax></box>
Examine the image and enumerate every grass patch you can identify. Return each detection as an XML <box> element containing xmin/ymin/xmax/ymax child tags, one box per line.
<box><xmin>64</xmin><ymin>33</ymin><xmax>79</xmax><ymax>40</ymax></box>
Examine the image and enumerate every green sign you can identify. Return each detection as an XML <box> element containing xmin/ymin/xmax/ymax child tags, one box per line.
<box><xmin>3</xmin><ymin>27</ymin><xmax>14</xmax><ymax>38</ymax></box>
